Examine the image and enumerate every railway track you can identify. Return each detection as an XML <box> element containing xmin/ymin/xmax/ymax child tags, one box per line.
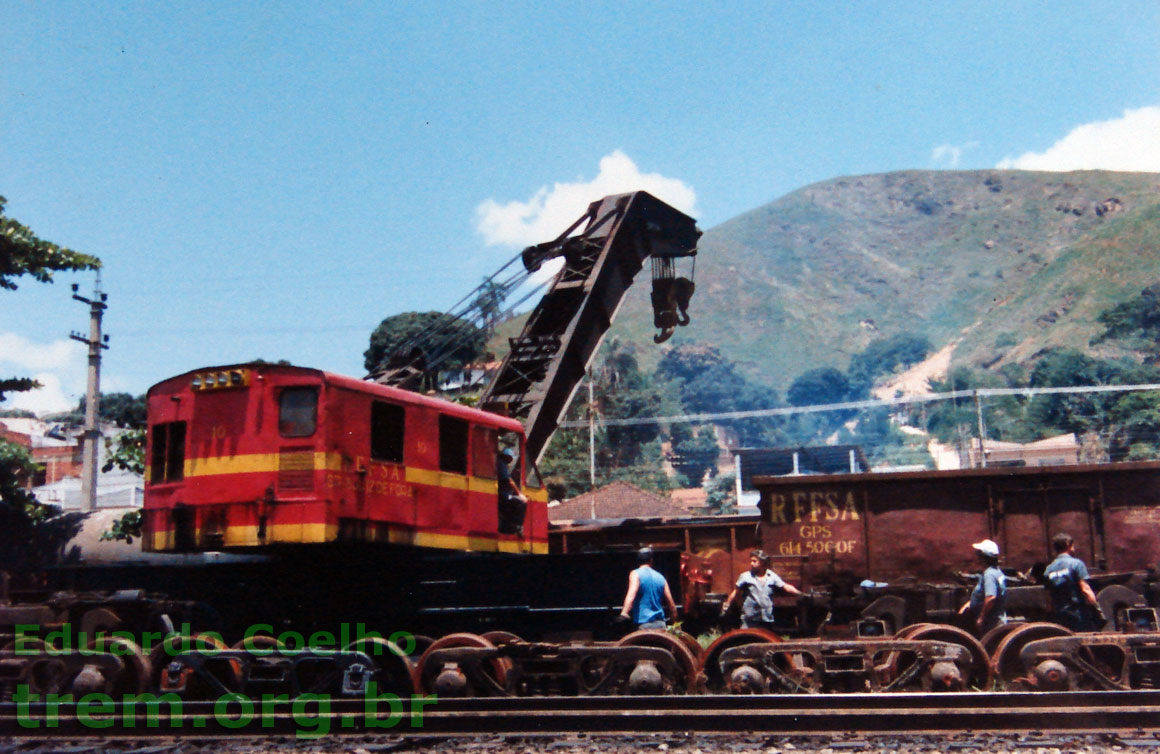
<box><xmin>3</xmin><ymin>690</ymin><xmax>1160</xmax><ymax>739</ymax></box>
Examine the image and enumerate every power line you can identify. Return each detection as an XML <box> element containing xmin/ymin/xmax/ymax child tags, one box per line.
<box><xmin>114</xmin><ymin>323</ymin><xmax>380</xmax><ymax>337</ymax></box>
<box><xmin>558</xmin><ymin>383</ymin><xmax>1160</xmax><ymax>429</ymax></box>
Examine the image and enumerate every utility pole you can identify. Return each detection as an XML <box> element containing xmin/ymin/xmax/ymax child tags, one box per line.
<box><xmin>973</xmin><ymin>389</ymin><xmax>987</xmax><ymax>469</ymax></box>
<box><xmin>587</xmin><ymin>370</ymin><xmax>596</xmax><ymax>495</ymax></box>
<box><xmin>70</xmin><ymin>276</ymin><xmax>109</xmax><ymax>512</ymax></box>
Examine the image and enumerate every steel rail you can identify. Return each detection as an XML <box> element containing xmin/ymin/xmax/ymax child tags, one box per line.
<box><xmin>3</xmin><ymin>691</ymin><xmax>1160</xmax><ymax>738</ymax></box>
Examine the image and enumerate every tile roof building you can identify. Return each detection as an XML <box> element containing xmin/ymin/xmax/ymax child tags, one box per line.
<box><xmin>962</xmin><ymin>433</ymin><xmax>1080</xmax><ymax>469</ymax></box>
<box><xmin>549</xmin><ymin>481</ymin><xmax>687</xmax><ymax>523</ymax></box>
<box><xmin>668</xmin><ymin>487</ymin><xmax>709</xmax><ymax>514</ymax></box>
<box><xmin>0</xmin><ymin>418</ymin><xmax>83</xmax><ymax>487</ymax></box>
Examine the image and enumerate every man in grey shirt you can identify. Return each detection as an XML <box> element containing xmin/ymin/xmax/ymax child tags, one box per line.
<box><xmin>721</xmin><ymin>550</ymin><xmax>802</xmax><ymax>630</ymax></box>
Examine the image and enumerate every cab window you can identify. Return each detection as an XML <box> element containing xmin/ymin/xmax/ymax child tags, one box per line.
<box><xmin>438</xmin><ymin>415</ymin><xmax>468</xmax><ymax>474</ymax></box>
<box><xmin>371</xmin><ymin>401</ymin><xmax>405</xmax><ymax>463</ymax></box>
<box><xmin>150</xmin><ymin>421</ymin><xmax>186</xmax><ymax>484</ymax></box>
<box><xmin>279</xmin><ymin>387</ymin><xmax>318</xmax><ymax>437</ymax></box>
<box><xmin>472</xmin><ymin>426</ymin><xmax>498</xmax><ymax>478</ymax></box>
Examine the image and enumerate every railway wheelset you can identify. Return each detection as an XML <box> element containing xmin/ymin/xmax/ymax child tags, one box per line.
<box><xmin>5</xmin><ymin>613</ymin><xmax>1160</xmax><ymax>703</ymax></box>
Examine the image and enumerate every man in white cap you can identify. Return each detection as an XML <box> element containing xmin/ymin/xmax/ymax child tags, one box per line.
<box><xmin>957</xmin><ymin>538</ymin><xmax>1007</xmax><ymax>635</ymax></box>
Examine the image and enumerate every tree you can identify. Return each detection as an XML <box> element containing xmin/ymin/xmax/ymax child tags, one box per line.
<box><xmin>364</xmin><ymin>311</ymin><xmax>486</xmax><ymax>375</ymax></box>
<box><xmin>91</xmin><ymin>395</ymin><xmax>149</xmax><ymax>543</ymax></box>
<box><xmin>847</xmin><ymin>333</ymin><xmax>932</xmax><ymax>395</ymax></box>
<box><xmin>98</xmin><ymin>429</ymin><xmax>147</xmax><ymax>544</ymax></box>
<box><xmin>1025</xmin><ymin>349</ymin><xmax>1107</xmax><ymax>433</ymax></box>
<box><xmin>0</xmin><ymin>438</ymin><xmax>40</xmax><ymax>509</ymax></box>
<box><xmin>593</xmin><ymin>342</ymin><xmax>676</xmax><ymax>467</ymax></box>
<box><xmin>538</xmin><ymin>424</ymin><xmax>592</xmax><ymax>501</ymax></box>
<box><xmin>103</xmin><ymin>429</ymin><xmax>146</xmax><ymax>475</ymax></box>
<box><xmin>1024</xmin><ymin>350</ymin><xmax>1160</xmax><ymax>460</ymax></box>
<box><xmin>0</xmin><ymin>196</ymin><xmax>99</xmax><ymax>565</ymax></box>
<box><xmin>657</xmin><ymin>345</ymin><xmax>781</xmax><ymax>445</ymax></box>
<box><xmin>1093</xmin><ymin>283</ymin><xmax>1160</xmax><ymax>348</ymax></box>
<box><xmin>0</xmin><ymin>438</ymin><xmax>88</xmax><ymax>567</ymax></box>
<box><xmin>539</xmin><ymin>339</ymin><xmax>684</xmax><ymax>499</ymax></box>
<box><xmin>787</xmin><ymin>367</ymin><xmax>850</xmax><ymax>407</ymax></box>
<box><xmin>1</xmin><ymin>378</ymin><xmax>39</xmax><ymax>403</ymax></box>
<box><xmin>705</xmin><ymin>473</ymin><xmax>737</xmax><ymax>514</ymax></box>
<box><xmin>1</xmin><ymin>195</ymin><xmax>100</xmax><ymax>291</ymax></box>
<box><xmin>921</xmin><ymin>366</ymin><xmax>1008</xmax><ymax>445</ymax></box>
<box><xmin>670</xmin><ymin>425</ymin><xmax>721</xmax><ymax>484</ymax></box>
<box><xmin>1</xmin><ymin>196</ymin><xmax>100</xmax><ymax>414</ymax></box>
<box><xmin>78</xmin><ymin>392</ymin><xmax>147</xmax><ymax>428</ymax></box>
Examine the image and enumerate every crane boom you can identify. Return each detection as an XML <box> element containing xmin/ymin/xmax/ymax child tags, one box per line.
<box><xmin>480</xmin><ymin>191</ymin><xmax>700</xmax><ymax>465</ymax></box>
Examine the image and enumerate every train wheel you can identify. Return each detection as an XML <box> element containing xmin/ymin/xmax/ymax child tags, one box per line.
<box><xmin>411</xmin><ymin>634</ymin><xmax>436</xmax><ymax>656</ymax></box>
<box><xmin>344</xmin><ymin>636</ymin><xmax>417</xmax><ymax>696</ymax></box>
<box><xmin>614</xmin><ymin>630</ymin><xmax>701</xmax><ymax>694</ymax></box>
<box><xmin>671</xmin><ymin>630</ymin><xmax>705</xmax><ymax>665</ymax></box>
<box><xmin>415</xmin><ymin>633</ymin><xmax>510</xmax><ymax>697</ymax></box>
<box><xmin>2</xmin><ymin>638</ymin><xmax>72</xmax><ymax>696</ymax></box>
<box><xmin>899</xmin><ymin>623</ymin><xmax>992</xmax><ymax>691</ymax></box>
<box><xmin>1097</xmin><ymin>585</ymin><xmax>1144</xmax><ymax>631</ymax></box>
<box><xmin>480</xmin><ymin>631</ymin><xmax>524</xmax><ymax>647</ymax></box>
<box><xmin>80</xmin><ymin>607</ymin><xmax>123</xmax><ymax>637</ymax></box>
<box><xmin>84</xmin><ymin>636</ymin><xmax>152</xmax><ymax>696</ymax></box>
<box><xmin>1</xmin><ymin>637</ymin><xmax>48</xmax><ymax>653</ymax></box>
<box><xmin>861</xmin><ymin>595</ymin><xmax>908</xmax><ymax>636</ymax></box>
<box><xmin>980</xmin><ymin>622</ymin><xmax>1023</xmax><ymax>659</ymax></box>
<box><xmin>894</xmin><ymin>622</ymin><xmax>936</xmax><ymax>639</ymax></box>
<box><xmin>149</xmin><ymin>633</ymin><xmax>243</xmax><ymax>699</ymax></box>
<box><xmin>701</xmin><ymin>628</ymin><xmax>782</xmax><ymax>693</ymax></box>
<box><xmin>990</xmin><ymin>622</ymin><xmax>1072</xmax><ymax>688</ymax></box>
<box><xmin>231</xmin><ymin>635</ymin><xmax>286</xmax><ymax>653</ymax></box>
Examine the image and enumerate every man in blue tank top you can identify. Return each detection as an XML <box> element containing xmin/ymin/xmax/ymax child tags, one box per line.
<box><xmin>619</xmin><ymin>547</ymin><xmax>678</xmax><ymax>629</ymax></box>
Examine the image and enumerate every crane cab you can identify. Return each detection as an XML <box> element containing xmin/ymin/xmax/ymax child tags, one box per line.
<box><xmin>142</xmin><ymin>364</ymin><xmax>548</xmax><ymax>555</ymax></box>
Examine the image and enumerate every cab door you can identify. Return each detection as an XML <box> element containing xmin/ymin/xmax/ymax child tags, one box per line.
<box><xmin>468</xmin><ymin>425</ymin><xmax>500</xmax><ymax>551</ymax></box>
<box><xmin>429</xmin><ymin>414</ymin><xmax>469</xmax><ymax>545</ymax></box>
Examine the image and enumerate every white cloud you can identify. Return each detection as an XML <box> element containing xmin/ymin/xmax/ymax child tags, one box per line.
<box><xmin>475</xmin><ymin>150</ymin><xmax>697</xmax><ymax>248</ymax></box>
<box><xmin>932</xmin><ymin>141</ymin><xmax>979</xmax><ymax>168</ymax></box>
<box><xmin>0</xmin><ymin>333</ymin><xmax>81</xmax><ymax>370</ymax></box>
<box><xmin>0</xmin><ymin>333</ymin><xmax>85</xmax><ymax>415</ymax></box>
<box><xmin>997</xmin><ymin>106</ymin><xmax>1160</xmax><ymax>172</ymax></box>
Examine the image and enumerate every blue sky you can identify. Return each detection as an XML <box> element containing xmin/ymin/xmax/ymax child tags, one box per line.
<box><xmin>3</xmin><ymin>1</ymin><xmax>1159</xmax><ymax>414</ymax></box>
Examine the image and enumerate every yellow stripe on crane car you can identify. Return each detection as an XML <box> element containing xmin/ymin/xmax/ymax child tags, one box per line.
<box><xmin>168</xmin><ymin>452</ymin><xmax>510</xmax><ymax>495</ymax></box>
<box><xmin>148</xmin><ymin>523</ymin><xmax>547</xmax><ymax>554</ymax></box>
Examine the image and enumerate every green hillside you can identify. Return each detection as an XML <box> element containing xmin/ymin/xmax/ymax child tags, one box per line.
<box><xmin>606</xmin><ymin>170</ymin><xmax>1160</xmax><ymax>392</ymax></box>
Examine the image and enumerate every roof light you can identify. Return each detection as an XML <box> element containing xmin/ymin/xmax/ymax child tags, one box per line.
<box><xmin>191</xmin><ymin>368</ymin><xmax>251</xmax><ymax>391</ymax></box>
